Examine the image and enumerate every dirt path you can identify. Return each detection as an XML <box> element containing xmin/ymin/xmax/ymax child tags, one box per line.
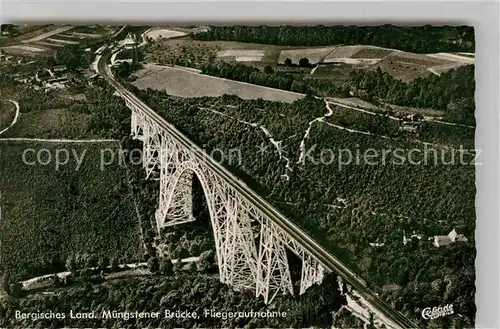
<box><xmin>201</xmin><ymin>106</ymin><xmax>293</xmax><ymax>179</ymax></box>
<box><xmin>297</xmin><ymin>99</ymin><xmax>334</xmax><ymax>164</ymax></box>
<box><xmin>0</xmin><ymin>100</ymin><xmax>20</xmax><ymax>136</ymax></box>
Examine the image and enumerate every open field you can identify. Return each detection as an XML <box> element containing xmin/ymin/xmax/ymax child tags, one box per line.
<box><xmin>0</xmin><ymin>141</ymin><xmax>143</xmax><ymax>279</ymax></box>
<box><xmin>145</xmin><ymin>36</ymin><xmax>474</xmax><ymax>82</ymax></box>
<box><xmin>427</xmin><ymin>52</ymin><xmax>475</xmax><ymax>64</ymax></box>
<box><xmin>278</xmin><ymin>46</ymin><xmax>337</xmax><ymax>64</ymax></box>
<box><xmin>325</xmin><ymin>45</ymin><xmax>367</xmax><ymax>59</ymax></box>
<box><xmin>217</xmin><ymin>49</ymin><xmax>266</xmax><ymax>62</ymax></box>
<box><xmin>2</xmin><ymin>44</ymin><xmax>49</xmax><ymax>56</ymax></box>
<box><xmin>2</xmin><ymin>24</ymin><xmax>114</xmax><ymax>57</ymax></box>
<box><xmin>147</xmin><ymin>39</ymin><xmax>284</xmax><ymax>67</ymax></box>
<box><xmin>2</xmin><ymin>25</ymin><xmax>65</xmax><ymax>44</ymax></box>
<box><xmin>68</xmin><ymin>32</ymin><xmax>102</xmax><ymax>39</ymax></box>
<box><xmin>145</xmin><ymin>28</ymin><xmax>187</xmax><ymax>40</ymax></box>
<box><xmin>131</xmin><ymin>64</ymin><xmax>304</xmax><ymax>102</ymax></box>
<box><xmin>350</xmin><ymin>46</ymin><xmax>394</xmax><ymax>59</ymax></box>
<box><xmin>370</xmin><ymin>51</ymin><xmax>456</xmax><ymax>81</ymax></box>
<box><xmin>1</xmin><ymin>108</ymin><xmax>92</xmax><ymax>139</ymax></box>
<box><xmin>323</xmin><ymin>58</ymin><xmax>379</xmax><ymax>65</ymax></box>
<box><xmin>307</xmin><ymin>62</ymin><xmax>355</xmax><ymax>83</ymax></box>
<box><xmin>20</xmin><ymin>26</ymin><xmax>74</xmax><ymax>43</ymax></box>
<box><xmin>45</xmin><ymin>37</ymin><xmax>79</xmax><ymax>45</ymax></box>
<box><xmin>276</xmin><ymin>44</ymin><xmax>472</xmax><ymax>81</ymax></box>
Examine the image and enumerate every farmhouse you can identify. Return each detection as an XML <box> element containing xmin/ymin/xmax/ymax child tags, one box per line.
<box><xmin>433</xmin><ymin>228</ymin><xmax>468</xmax><ymax>247</ymax></box>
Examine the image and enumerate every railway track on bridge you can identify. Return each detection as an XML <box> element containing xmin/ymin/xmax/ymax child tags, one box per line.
<box><xmin>97</xmin><ymin>50</ymin><xmax>420</xmax><ymax>329</ymax></box>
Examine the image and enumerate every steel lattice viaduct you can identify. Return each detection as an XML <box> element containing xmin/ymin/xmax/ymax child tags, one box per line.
<box><xmin>127</xmin><ymin>98</ymin><xmax>327</xmax><ymax>305</ymax></box>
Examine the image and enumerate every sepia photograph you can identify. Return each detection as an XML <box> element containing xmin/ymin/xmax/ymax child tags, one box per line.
<box><xmin>0</xmin><ymin>20</ymin><xmax>478</xmax><ymax>329</ymax></box>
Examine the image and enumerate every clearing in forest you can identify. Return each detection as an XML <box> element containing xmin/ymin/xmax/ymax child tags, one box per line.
<box><xmin>131</xmin><ymin>64</ymin><xmax>304</xmax><ymax>103</ymax></box>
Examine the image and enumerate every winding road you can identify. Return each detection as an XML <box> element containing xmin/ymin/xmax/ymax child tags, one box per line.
<box><xmin>97</xmin><ymin>49</ymin><xmax>420</xmax><ymax>329</ymax></box>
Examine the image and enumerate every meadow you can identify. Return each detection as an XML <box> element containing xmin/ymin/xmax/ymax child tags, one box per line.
<box><xmin>131</xmin><ymin>64</ymin><xmax>304</xmax><ymax>103</ymax></box>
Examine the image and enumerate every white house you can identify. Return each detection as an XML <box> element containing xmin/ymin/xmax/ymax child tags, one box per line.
<box><xmin>123</xmin><ymin>33</ymin><xmax>136</xmax><ymax>50</ymax></box>
<box><xmin>433</xmin><ymin>228</ymin><xmax>468</xmax><ymax>247</ymax></box>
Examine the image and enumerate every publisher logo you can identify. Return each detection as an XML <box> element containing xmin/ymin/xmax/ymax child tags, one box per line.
<box><xmin>422</xmin><ymin>304</ymin><xmax>454</xmax><ymax>320</ymax></box>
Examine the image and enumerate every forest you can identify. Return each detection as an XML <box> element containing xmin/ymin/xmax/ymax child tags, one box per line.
<box><xmin>0</xmin><ymin>273</ymin><xmax>349</xmax><ymax>328</ymax></box>
<box><xmin>349</xmin><ymin>65</ymin><xmax>475</xmax><ymax>125</ymax></box>
<box><xmin>201</xmin><ymin>62</ymin><xmax>313</xmax><ymax>94</ymax></box>
<box><xmin>192</xmin><ymin>25</ymin><xmax>475</xmax><ymax>53</ymax></box>
<box><xmin>0</xmin><ymin>32</ymin><xmax>476</xmax><ymax>327</ymax></box>
<box><xmin>200</xmin><ymin>62</ymin><xmax>475</xmax><ymax>125</ymax></box>
<box><xmin>126</xmin><ymin>86</ymin><xmax>476</xmax><ymax>328</ymax></box>
<box><xmin>0</xmin><ymin>69</ymin><xmax>147</xmax><ymax>284</ymax></box>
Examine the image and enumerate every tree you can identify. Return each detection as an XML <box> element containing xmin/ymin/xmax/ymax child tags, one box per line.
<box><xmin>2</xmin><ymin>272</ymin><xmax>13</xmax><ymax>295</ymax></box>
<box><xmin>284</xmin><ymin>58</ymin><xmax>292</xmax><ymax>66</ymax></box>
<box><xmin>173</xmin><ymin>259</ymin><xmax>183</xmax><ymax>273</ymax></box>
<box><xmin>80</xmin><ymin>268</ymin><xmax>93</xmax><ymax>282</ymax></box>
<box><xmin>198</xmin><ymin>250</ymin><xmax>215</xmax><ymax>273</ymax></box>
<box><xmin>0</xmin><ymin>24</ymin><xmax>15</xmax><ymax>34</ymax></box>
<box><xmin>98</xmin><ymin>255</ymin><xmax>110</xmax><ymax>271</ymax></box>
<box><xmin>148</xmin><ymin>257</ymin><xmax>160</xmax><ymax>273</ymax></box>
<box><xmin>159</xmin><ymin>258</ymin><xmax>174</xmax><ymax>276</ymax></box>
<box><xmin>110</xmin><ymin>257</ymin><xmax>120</xmax><ymax>272</ymax></box>
<box><xmin>188</xmin><ymin>262</ymin><xmax>198</xmax><ymax>273</ymax></box>
<box><xmin>53</xmin><ymin>274</ymin><xmax>63</xmax><ymax>287</ymax></box>
<box><xmin>54</xmin><ymin>44</ymin><xmax>90</xmax><ymax>69</ymax></box>
<box><xmin>87</xmin><ymin>254</ymin><xmax>99</xmax><ymax>269</ymax></box>
<box><xmin>263</xmin><ymin>65</ymin><xmax>274</xmax><ymax>74</ymax></box>
<box><xmin>132</xmin><ymin>31</ymin><xmax>142</xmax><ymax>63</ymax></box>
<box><xmin>115</xmin><ymin>61</ymin><xmax>132</xmax><ymax>78</ymax></box>
<box><xmin>298</xmin><ymin>57</ymin><xmax>310</xmax><ymax>67</ymax></box>
<box><xmin>65</xmin><ymin>255</ymin><xmax>77</xmax><ymax>272</ymax></box>
<box><xmin>8</xmin><ymin>282</ymin><xmax>24</xmax><ymax>297</ymax></box>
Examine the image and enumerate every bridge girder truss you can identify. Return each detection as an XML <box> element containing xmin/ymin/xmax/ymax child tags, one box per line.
<box><xmin>129</xmin><ymin>104</ymin><xmax>326</xmax><ymax>304</ymax></box>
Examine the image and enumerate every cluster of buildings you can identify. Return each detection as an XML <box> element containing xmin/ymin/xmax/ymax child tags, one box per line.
<box><xmin>12</xmin><ymin>64</ymin><xmax>70</xmax><ymax>91</ymax></box>
<box><xmin>399</xmin><ymin>113</ymin><xmax>424</xmax><ymax>133</ymax></box>
<box><xmin>370</xmin><ymin>228</ymin><xmax>468</xmax><ymax>249</ymax></box>
<box><xmin>403</xmin><ymin>228</ymin><xmax>468</xmax><ymax>248</ymax></box>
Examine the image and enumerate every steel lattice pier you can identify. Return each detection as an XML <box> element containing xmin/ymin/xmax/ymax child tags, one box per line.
<box><xmin>129</xmin><ymin>103</ymin><xmax>328</xmax><ymax>304</ymax></box>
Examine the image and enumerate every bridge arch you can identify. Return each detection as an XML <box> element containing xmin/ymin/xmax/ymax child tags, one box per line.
<box><xmin>156</xmin><ymin>158</ymin><xmax>258</xmax><ymax>290</ymax></box>
<box><xmin>129</xmin><ymin>108</ymin><xmax>325</xmax><ymax>304</ymax></box>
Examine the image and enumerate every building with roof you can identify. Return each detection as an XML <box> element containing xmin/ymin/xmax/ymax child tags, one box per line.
<box><xmin>403</xmin><ymin>230</ymin><xmax>424</xmax><ymax>245</ymax></box>
<box><xmin>123</xmin><ymin>33</ymin><xmax>136</xmax><ymax>50</ymax></box>
<box><xmin>433</xmin><ymin>228</ymin><xmax>468</xmax><ymax>247</ymax></box>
